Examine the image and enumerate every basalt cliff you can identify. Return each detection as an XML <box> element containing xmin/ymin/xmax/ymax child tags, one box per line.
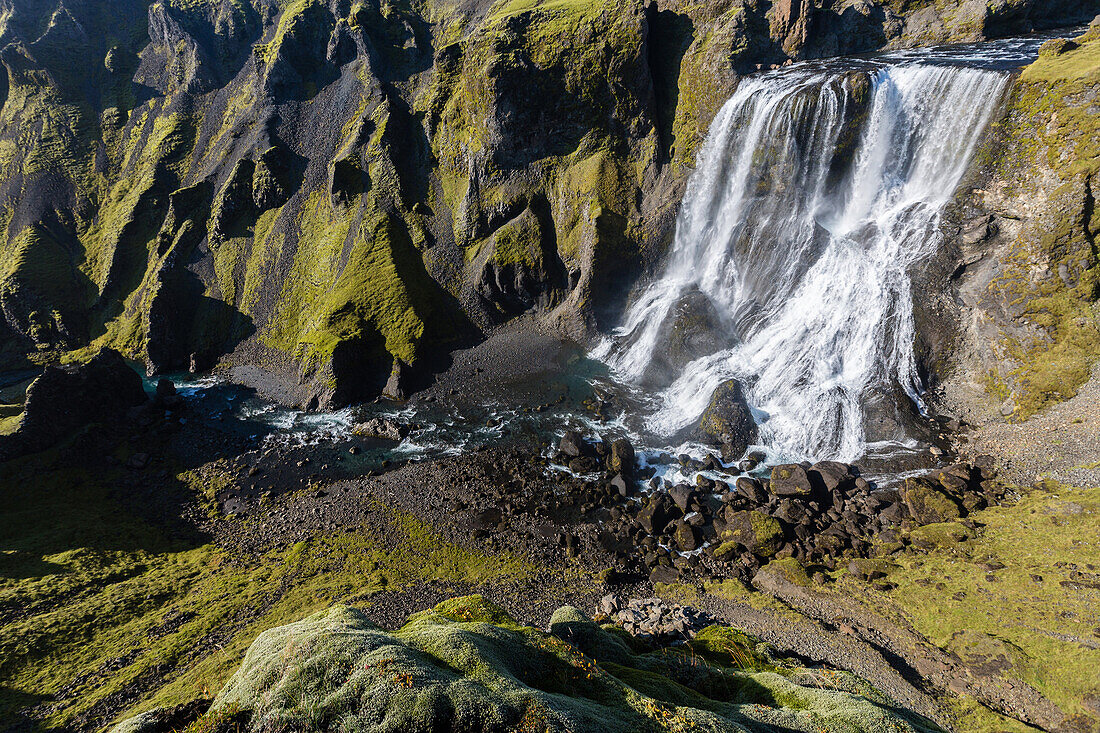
<box><xmin>0</xmin><ymin>0</ymin><xmax>1096</xmax><ymax>411</ymax></box>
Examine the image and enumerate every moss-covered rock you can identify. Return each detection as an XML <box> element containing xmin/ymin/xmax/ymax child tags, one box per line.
<box><xmin>112</xmin><ymin>595</ymin><xmax>943</xmax><ymax>733</ymax></box>
<box><xmin>720</xmin><ymin>509</ymin><xmax>784</xmax><ymax>559</ymax></box>
<box><xmin>946</xmin><ymin>28</ymin><xmax>1100</xmax><ymax>421</ymax></box>
<box><xmin>901</xmin><ymin>477</ymin><xmax>963</xmax><ymax>525</ymax></box>
<box><xmin>695</xmin><ymin>379</ymin><xmax>758</xmax><ymax>458</ymax></box>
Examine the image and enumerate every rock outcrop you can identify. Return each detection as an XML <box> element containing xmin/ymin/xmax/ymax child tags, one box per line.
<box><xmin>935</xmin><ymin>20</ymin><xmax>1100</xmax><ymax>422</ymax></box>
<box><xmin>695</xmin><ymin>378</ymin><xmax>758</xmax><ymax>459</ymax></box>
<box><xmin>110</xmin><ymin>595</ymin><xmax>943</xmax><ymax>733</ymax></box>
<box><xmin>0</xmin><ymin>348</ymin><xmax>147</xmax><ymax>459</ymax></box>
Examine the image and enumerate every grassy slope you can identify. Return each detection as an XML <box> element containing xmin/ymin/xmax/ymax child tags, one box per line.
<box><xmin>879</xmin><ymin>482</ymin><xmax>1100</xmax><ymax>729</ymax></box>
<box><xmin>0</xmin><ymin>446</ymin><xmax>531</xmax><ymax>730</ymax></box>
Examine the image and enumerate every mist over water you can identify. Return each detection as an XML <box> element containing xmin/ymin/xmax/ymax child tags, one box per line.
<box><xmin>594</xmin><ymin>59</ymin><xmax>1013</xmax><ymax>463</ymax></box>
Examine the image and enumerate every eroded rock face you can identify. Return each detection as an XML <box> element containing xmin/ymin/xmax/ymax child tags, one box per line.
<box><xmin>0</xmin><ymin>349</ymin><xmax>147</xmax><ymax>459</ymax></box>
<box><xmin>934</xmin><ymin>23</ymin><xmax>1100</xmax><ymax>422</ymax></box>
<box><xmin>0</xmin><ymin>0</ymin><xmax>1093</xmax><ymax>395</ymax></box>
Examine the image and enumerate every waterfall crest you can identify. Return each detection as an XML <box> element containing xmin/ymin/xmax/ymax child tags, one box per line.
<box><xmin>594</xmin><ymin>61</ymin><xmax>1011</xmax><ymax>462</ymax></box>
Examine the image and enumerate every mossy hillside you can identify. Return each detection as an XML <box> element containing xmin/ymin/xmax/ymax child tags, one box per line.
<box><xmin>0</xmin><ymin>223</ymin><xmax>94</xmax><ymax>348</ymax></box>
<box><xmin>982</xmin><ymin>33</ymin><xmax>1100</xmax><ymax>419</ymax></box>
<box><xmin>836</xmin><ymin>481</ymin><xmax>1100</xmax><ymax>725</ymax></box>
<box><xmin>177</xmin><ymin>595</ymin><xmax>943</xmax><ymax>733</ymax></box>
<box><xmin>3</xmin><ymin>0</ymin><xmax>1098</xmax><ymax>400</ymax></box>
<box><xmin>419</xmin><ymin>0</ymin><xmax>662</xmax><ymax>325</ymax></box>
<box><xmin>0</xmin><ymin>444</ymin><xmax>531</xmax><ymax>731</ymax></box>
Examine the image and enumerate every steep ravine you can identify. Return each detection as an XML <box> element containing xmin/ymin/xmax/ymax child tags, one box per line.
<box><xmin>0</xmin><ymin>0</ymin><xmax>1097</xmax><ymax>411</ymax></box>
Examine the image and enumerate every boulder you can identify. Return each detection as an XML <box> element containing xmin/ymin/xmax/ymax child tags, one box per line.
<box><xmin>901</xmin><ymin>478</ymin><xmax>962</xmax><ymax>525</ymax></box>
<box><xmin>0</xmin><ymin>349</ymin><xmax>146</xmax><ymax>459</ymax></box>
<box><xmin>558</xmin><ymin>430</ymin><xmax>590</xmax><ymax>458</ymax></box>
<box><xmin>351</xmin><ymin>417</ymin><xmax>409</xmax><ymax>442</ymax></box>
<box><xmin>769</xmin><ymin>464</ymin><xmax>814</xmax><ymax>497</ymax></box>
<box><xmin>636</xmin><ymin>494</ymin><xmax>682</xmax><ymax>536</ymax></box>
<box><xmin>674</xmin><ymin>521</ymin><xmax>701</xmax><ymax>552</ymax></box>
<box><xmin>668</xmin><ymin>484</ymin><xmax>694</xmax><ymax>513</ymax></box>
<box><xmin>809</xmin><ymin>461</ymin><xmax>853</xmax><ymax>493</ymax></box>
<box><xmin>720</xmin><ymin>510</ymin><xmax>784</xmax><ymax>558</ymax></box>
<box><xmin>735</xmin><ymin>476</ymin><xmax>767</xmax><ymax>503</ymax></box>
<box><xmin>694</xmin><ymin>379</ymin><xmax>757</xmax><ymax>459</ymax></box>
<box><xmin>607</xmin><ymin>438</ymin><xmax>636</xmax><ymax>477</ymax></box>
<box><xmin>382</xmin><ymin>358</ymin><xmax>412</xmax><ymax>401</ymax></box>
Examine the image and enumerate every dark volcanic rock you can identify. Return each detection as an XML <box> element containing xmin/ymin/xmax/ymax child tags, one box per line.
<box><xmin>636</xmin><ymin>493</ymin><xmax>682</xmax><ymax>536</ymax></box>
<box><xmin>352</xmin><ymin>417</ymin><xmax>410</xmax><ymax>442</ymax></box>
<box><xmin>607</xmin><ymin>438</ymin><xmax>636</xmax><ymax>477</ymax></box>
<box><xmin>719</xmin><ymin>510</ymin><xmax>784</xmax><ymax>558</ymax></box>
<box><xmin>0</xmin><ymin>349</ymin><xmax>147</xmax><ymax>459</ymax></box>
<box><xmin>810</xmin><ymin>461</ymin><xmax>854</xmax><ymax>493</ymax></box>
<box><xmin>694</xmin><ymin>379</ymin><xmax>757</xmax><ymax>459</ymax></box>
<box><xmin>641</xmin><ymin>290</ymin><xmax>729</xmax><ymax>386</ymax></box>
<box><xmin>558</xmin><ymin>430</ymin><xmax>590</xmax><ymax>458</ymax></box>
<box><xmin>769</xmin><ymin>464</ymin><xmax>814</xmax><ymax>497</ymax></box>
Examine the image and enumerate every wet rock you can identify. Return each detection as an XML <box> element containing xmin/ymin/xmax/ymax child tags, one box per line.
<box><xmin>641</xmin><ymin>290</ymin><xmax>730</xmax><ymax>386</ymax></box>
<box><xmin>695</xmin><ymin>379</ymin><xmax>757</xmax><ymax>459</ymax></box>
<box><xmin>352</xmin><ymin>417</ymin><xmax>409</xmax><ymax>442</ymax></box>
<box><xmin>558</xmin><ymin>430</ymin><xmax>587</xmax><ymax>458</ymax></box>
<box><xmin>608</xmin><ymin>438</ymin><xmax>636</xmax><ymax>477</ymax></box>
<box><xmin>769</xmin><ymin>464</ymin><xmax>814</xmax><ymax>497</ymax></box>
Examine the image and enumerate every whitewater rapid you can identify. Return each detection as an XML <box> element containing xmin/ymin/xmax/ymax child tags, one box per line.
<box><xmin>594</xmin><ymin>58</ymin><xmax>1013</xmax><ymax>462</ymax></box>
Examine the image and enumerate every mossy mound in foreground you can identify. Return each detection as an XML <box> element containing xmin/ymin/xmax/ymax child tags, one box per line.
<box><xmin>113</xmin><ymin>595</ymin><xmax>941</xmax><ymax>733</ymax></box>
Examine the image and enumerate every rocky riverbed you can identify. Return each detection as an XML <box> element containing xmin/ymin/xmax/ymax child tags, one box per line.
<box><xmin>3</xmin><ymin>347</ymin><xmax>1097</xmax><ymax>732</ymax></box>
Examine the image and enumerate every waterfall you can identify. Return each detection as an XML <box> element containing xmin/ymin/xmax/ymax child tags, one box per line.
<box><xmin>594</xmin><ymin>61</ymin><xmax>1011</xmax><ymax>462</ymax></box>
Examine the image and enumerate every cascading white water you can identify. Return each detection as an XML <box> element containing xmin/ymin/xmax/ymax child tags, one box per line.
<box><xmin>594</xmin><ymin>60</ymin><xmax>1012</xmax><ymax>463</ymax></box>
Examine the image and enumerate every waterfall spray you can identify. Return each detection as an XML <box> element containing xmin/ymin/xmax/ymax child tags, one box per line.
<box><xmin>594</xmin><ymin>61</ymin><xmax>1011</xmax><ymax>462</ymax></box>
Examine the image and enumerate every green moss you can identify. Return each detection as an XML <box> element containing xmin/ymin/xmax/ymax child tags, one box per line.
<box><xmin>983</xmin><ymin>34</ymin><xmax>1100</xmax><ymax>419</ymax></box>
<box><xmin>689</xmin><ymin>626</ymin><xmax>769</xmax><ymax>671</ymax></box>
<box><xmin>761</xmin><ymin>557</ymin><xmax>814</xmax><ymax>588</ymax></box>
<box><xmin>855</xmin><ymin>483</ymin><xmax>1100</xmax><ymax>722</ymax></box>
<box><xmin>265</xmin><ymin>191</ymin><xmax>454</xmax><ymax>382</ymax></box>
<box><xmin>161</xmin><ymin>594</ymin><xmax>942</xmax><ymax>733</ymax></box>
<box><xmin>0</xmin><ymin>447</ymin><xmax>530</xmax><ymax>730</ymax></box>
<box><xmin>0</xmin><ymin>403</ymin><xmax>22</xmax><ymax>435</ymax></box>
